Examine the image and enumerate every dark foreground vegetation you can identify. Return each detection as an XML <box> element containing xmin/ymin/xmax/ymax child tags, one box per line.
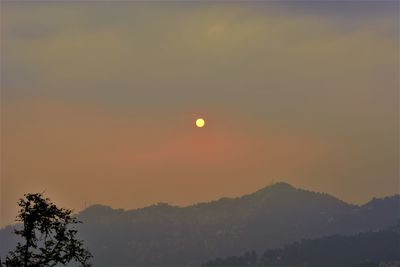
<box><xmin>0</xmin><ymin>193</ymin><xmax>91</xmax><ymax>267</ymax></box>
<box><xmin>202</xmin><ymin>223</ymin><xmax>400</xmax><ymax>267</ymax></box>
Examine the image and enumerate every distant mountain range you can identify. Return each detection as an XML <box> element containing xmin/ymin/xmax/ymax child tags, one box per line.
<box><xmin>1</xmin><ymin>182</ymin><xmax>399</xmax><ymax>267</ymax></box>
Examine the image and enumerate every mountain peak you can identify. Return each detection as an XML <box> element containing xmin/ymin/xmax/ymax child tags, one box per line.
<box><xmin>269</xmin><ymin>181</ymin><xmax>294</xmax><ymax>189</ymax></box>
<box><xmin>239</xmin><ymin>182</ymin><xmax>298</xmax><ymax>201</ymax></box>
<box><xmin>255</xmin><ymin>182</ymin><xmax>296</xmax><ymax>193</ymax></box>
<box><xmin>79</xmin><ymin>204</ymin><xmax>122</xmax><ymax>218</ymax></box>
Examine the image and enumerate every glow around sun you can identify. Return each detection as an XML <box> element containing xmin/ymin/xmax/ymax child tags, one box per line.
<box><xmin>195</xmin><ymin>118</ymin><xmax>205</xmax><ymax>128</ymax></box>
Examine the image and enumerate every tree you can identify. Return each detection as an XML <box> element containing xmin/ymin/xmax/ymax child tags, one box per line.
<box><xmin>2</xmin><ymin>193</ymin><xmax>92</xmax><ymax>267</ymax></box>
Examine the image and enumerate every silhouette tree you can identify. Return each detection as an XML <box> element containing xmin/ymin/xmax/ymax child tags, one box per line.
<box><xmin>2</xmin><ymin>193</ymin><xmax>92</xmax><ymax>267</ymax></box>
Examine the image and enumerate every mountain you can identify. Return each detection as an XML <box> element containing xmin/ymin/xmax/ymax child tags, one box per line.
<box><xmin>202</xmin><ymin>223</ymin><xmax>400</xmax><ymax>267</ymax></box>
<box><xmin>0</xmin><ymin>183</ymin><xmax>399</xmax><ymax>267</ymax></box>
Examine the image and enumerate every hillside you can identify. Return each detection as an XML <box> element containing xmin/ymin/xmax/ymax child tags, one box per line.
<box><xmin>1</xmin><ymin>183</ymin><xmax>399</xmax><ymax>266</ymax></box>
<box><xmin>202</xmin><ymin>223</ymin><xmax>400</xmax><ymax>267</ymax></box>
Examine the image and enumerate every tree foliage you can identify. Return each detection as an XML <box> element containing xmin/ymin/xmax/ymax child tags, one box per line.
<box><xmin>2</xmin><ymin>193</ymin><xmax>92</xmax><ymax>267</ymax></box>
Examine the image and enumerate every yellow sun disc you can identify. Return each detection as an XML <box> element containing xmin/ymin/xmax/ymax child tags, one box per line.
<box><xmin>195</xmin><ymin>118</ymin><xmax>205</xmax><ymax>128</ymax></box>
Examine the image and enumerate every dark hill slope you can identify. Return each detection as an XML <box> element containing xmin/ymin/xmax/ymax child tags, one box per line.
<box><xmin>202</xmin><ymin>224</ymin><xmax>400</xmax><ymax>267</ymax></box>
<box><xmin>1</xmin><ymin>183</ymin><xmax>399</xmax><ymax>267</ymax></box>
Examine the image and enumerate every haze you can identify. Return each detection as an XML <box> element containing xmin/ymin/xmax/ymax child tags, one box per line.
<box><xmin>1</xmin><ymin>1</ymin><xmax>398</xmax><ymax>227</ymax></box>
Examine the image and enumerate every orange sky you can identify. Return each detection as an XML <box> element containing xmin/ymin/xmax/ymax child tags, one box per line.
<box><xmin>1</xmin><ymin>2</ymin><xmax>399</xmax><ymax>226</ymax></box>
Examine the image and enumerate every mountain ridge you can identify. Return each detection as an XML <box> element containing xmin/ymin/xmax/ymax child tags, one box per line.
<box><xmin>1</xmin><ymin>182</ymin><xmax>399</xmax><ymax>267</ymax></box>
<box><xmin>78</xmin><ymin>182</ymin><xmax>366</xmax><ymax>216</ymax></box>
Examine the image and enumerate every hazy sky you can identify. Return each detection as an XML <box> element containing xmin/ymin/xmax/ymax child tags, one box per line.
<box><xmin>1</xmin><ymin>1</ymin><xmax>398</xmax><ymax>227</ymax></box>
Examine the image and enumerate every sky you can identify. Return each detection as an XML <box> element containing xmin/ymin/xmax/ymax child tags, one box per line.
<box><xmin>1</xmin><ymin>1</ymin><xmax>399</xmax><ymax>227</ymax></box>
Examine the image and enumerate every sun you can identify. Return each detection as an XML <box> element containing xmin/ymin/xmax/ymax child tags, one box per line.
<box><xmin>195</xmin><ymin>118</ymin><xmax>205</xmax><ymax>128</ymax></box>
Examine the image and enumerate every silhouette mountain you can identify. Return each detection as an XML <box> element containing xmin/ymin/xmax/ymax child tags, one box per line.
<box><xmin>202</xmin><ymin>223</ymin><xmax>400</xmax><ymax>267</ymax></box>
<box><xmin>1</xmin><ymin>182</ymin><xmax>399</xmax><ymax>267</ymax></box>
